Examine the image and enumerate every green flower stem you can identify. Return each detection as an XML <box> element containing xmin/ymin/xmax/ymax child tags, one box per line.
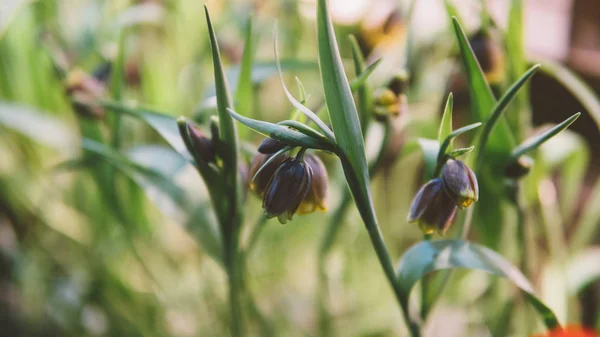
<box><xmin>317</xmin><ymin>123</ymin><xmax>421</xmax><ymax>336</ymax></box>
<box><xmin>224</xmin><ymin>235</ymin><xmax>244</xmax><ymax>337</ymax></box>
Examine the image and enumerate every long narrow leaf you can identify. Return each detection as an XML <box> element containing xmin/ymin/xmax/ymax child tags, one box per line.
<box><xmin>228</xmin><ymin>108</ymin><xmax>334</xmax><ymax>151</ymax></box>
<box><xmin>349</xmin><ymin>58</ymin><xmax>382</xmax><ymax>91</ymax></box>
<box><xmin>476</xmin><ymin>64</ymin><xmax>540</xmax><ymax>166</ymax></box>
<box><xmin>505</xmin><ymin>0</ymin><xmax>529</xmax><ymax>138</ymax></box>
<box><xmin>349</xmin><ymin>34</ymin><xmax>370</xmax><ymax>136</ymax></box>
<box><xmin>274</xmin><ymin>27</ymin><xmax>335</xmax><ymax>143</ymax></box>
<box><xmin>205</xmin><ymin>7</ymin><xmax>240</xmax><ymax>183</ymax></box>
<box><xmin>510</xmin><ymin>113</ymin><xmax>581</xmax><ymax>160</ymax></box>
<box><xmin>317</xmin><ymin>0</ymin><xmax>371</xmax><ymax>212</ymax></box>
<box><xmin>236</xmin><ymin>17</ymin><xmax>255</xmax><ymax>119</ymax></box>
<box><xmin>99</xmin><ymin>100</ymin><xmax>191</xmax><ymax>160</ymax></box>
<box><xmin>438</xmin><ymin>93</ymin><xmax>453</xmax><ymax>146</ymax></box>
<box><xmin>451</xmin><ymin>17</ymin><xmax>515</xmax><ymax>156</ymax></box>
<box><xmin>395</xmin><ymin>240</ymin><xmax>561</xmax><ymax>330</ymax></box>
<box><xmin>277</xmin><ymin>120</ymin><xmax>329</xmax><ymax>142</ymax></box>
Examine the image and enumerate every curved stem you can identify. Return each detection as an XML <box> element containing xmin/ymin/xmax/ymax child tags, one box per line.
<box><xmin>318</xmin><ymin>123</ymin><xmax>420</xmax><ymax>336</ymax></box>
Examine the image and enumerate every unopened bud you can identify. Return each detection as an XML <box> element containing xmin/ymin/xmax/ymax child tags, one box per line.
<box><xmin>441</xmin><ymin>159</ymin><xmax>479</xmax><ymax>209</ymax></box>
<box><xmin>504</xmin><ymin>155</ymin><xmax>534</xmax><ymax>179</ymax></box>
<box><xmin>470</xmin><ymin>30</ymin><xmax>505</xmax><ymax>84</ymax></box>
<box><xmin>184</xmin><ymin>122</ymin><xmax>216</xmax><ymax>163</ymax></box>
<box><xmin>388</xmin><ymin>70</ymin><xmax>409</xmax><ymax>95</ymax></box>
<box><xmin>258</xmin><ymin>137</ymin><xmax>289</xmax><ymax>154</ymax></box>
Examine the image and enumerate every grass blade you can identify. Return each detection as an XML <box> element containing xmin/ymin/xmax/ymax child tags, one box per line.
<box><xmin>395</xmin><ymin>240</ymin><xmax>561</xmax><ymax>330</ymax></box>
<box><xmin>510</xmin><ymin>113</ymin><xmax>581</xmax><ymax>160</ymax></box>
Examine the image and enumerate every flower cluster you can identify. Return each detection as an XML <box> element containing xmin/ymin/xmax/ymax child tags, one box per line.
<box><xmin>249</xmin><ymin>138</ymin><xmax>328</xmax><ymax>224</ymax></box>
<box><xmin>408</xmin><ymin>159</ymin><xmax>479</xmax><ymax>235</ymax></box>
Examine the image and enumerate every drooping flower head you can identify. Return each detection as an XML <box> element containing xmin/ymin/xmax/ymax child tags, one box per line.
<box><xmin>407</xmin><ymin>178</ymin><xmax>458</xmax><ymax>235</ymax></box>
<box><xmin>408</xmin><ymin>159</ymin><xmax>479</xmax><ymax>235</ymax></box>
<box><xmin>262</xmin><ymin>157</ymin><xmax>313</xmax><ymax>224</ymax></box>
<box><xmin>248</xmin><ymin>152</ymin><xmax>289</xmax><ymax>197</ymax></box>
<box><xmin>297</xmin><ymin>153</ymin><xmax>328</xmax><ymax>214</ymax></box>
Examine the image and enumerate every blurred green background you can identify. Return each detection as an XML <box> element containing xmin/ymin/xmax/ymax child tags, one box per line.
<box><xmin>1</xmin><ymin>0</ymin><xmax>599</xmax><ymax>336</ymax></box>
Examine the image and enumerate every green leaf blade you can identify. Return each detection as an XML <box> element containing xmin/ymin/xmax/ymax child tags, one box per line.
<box><xmin>438</xmin><ymin>93</ymin><xmax>453</xmax><ymax>146</ymax></box>
<box><xmin>236</xmin><ymin>17</ymin><xmax>255</xmax><ymax>120</ymax></box>
<box><xmin>228</xmin><ymin>108</ymin><xmax>334</xmax><ymax>151</ymax></box>
<box><xmin>317</xmin><ymin>0</ymin><xmax>372</xmax><ymax>214</ymax></box>
<box><xmin>511</xmin><ymin>113</ymin><xmax>581</xmax><ymax>160</ymax></box>
<box><xmin>349</xmin><ymin>34</ymin><xmax>370</xmax><ymax>136</ymax></box>
<box><xmin>395</xmin><ymin>240</ymin><xmax>561</xmax><ymax>330</ymax></box>
<box><xmin>476</xmin><ymin>64</ymin><xmax>540</xmax><ymax>166</ymax></box>
<box><xmin>451</xmin><ymin>17</ymin><xmax>515</xmax><ymax>156</ymax></box>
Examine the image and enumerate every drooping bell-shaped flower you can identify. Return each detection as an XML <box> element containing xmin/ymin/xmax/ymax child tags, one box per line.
<box><xmin>262</xmin><ymin>157</ymin><xmax>313</xmax><ymax>224</ymax></box>
<box><xmin>441</xmin><ymin>159</ymin><xmax>479</xmax><ymax>209</ymax></box>
<box><xmin>248</xmin><ymin>152</ymin><xmax>289</xmax><ymax>197</ymax></box>
<box><xmin>297</xmin><ymin>153</ymin><xmax>328</xmax><ymax>214</ymax></box>
<box><xmin>407</xmin><ymin>178</ymin><xmax>458</xmax><ymax>235</ymax></box>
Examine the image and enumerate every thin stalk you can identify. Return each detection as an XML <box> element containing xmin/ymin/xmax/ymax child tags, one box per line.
<box><xmin>317</xmin><ymin>122</ymin><xmax>395</xmax><ymax>336</ymax></box>
<box><xmin>334</xmin><ymin>137</ymin><xmax>421</xmax><ymax>337</ymax></box>
<box><xmin>224</xmin><ymin>237</ymin><xmax>244</xmax><ymax>337</ymax></box>
<box><xmin>363</xmin><ymin>215</ymin><xmax>421</xmax><ymax>337</ymax></box>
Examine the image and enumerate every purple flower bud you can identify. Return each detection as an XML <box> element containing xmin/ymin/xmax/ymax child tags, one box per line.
<box><xmin>186</xmin><ymin>123</ymin><xmax>216</xmax><ymax>163</ymax></box>
<box><xmin>257</xmin><ymin>137</ymin><xmax>289</xmax><ymax>154</ymax></box>
<box><xmin>441</xmin><ymin>159</ymin><xmax>479</xmax><ymax>209</ymax></box>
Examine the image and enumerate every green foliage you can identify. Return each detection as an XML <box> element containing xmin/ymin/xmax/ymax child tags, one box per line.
<box><xmin>0</xmin><ymin>1</ymin><xmax>597</xmax><ymax>336</ymax></box>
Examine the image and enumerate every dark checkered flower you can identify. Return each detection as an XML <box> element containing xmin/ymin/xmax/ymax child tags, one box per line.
<box><xmin>262</xmin><ymin>157</ymin><xmax>313</xmax><ymax>224</ymax></box>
